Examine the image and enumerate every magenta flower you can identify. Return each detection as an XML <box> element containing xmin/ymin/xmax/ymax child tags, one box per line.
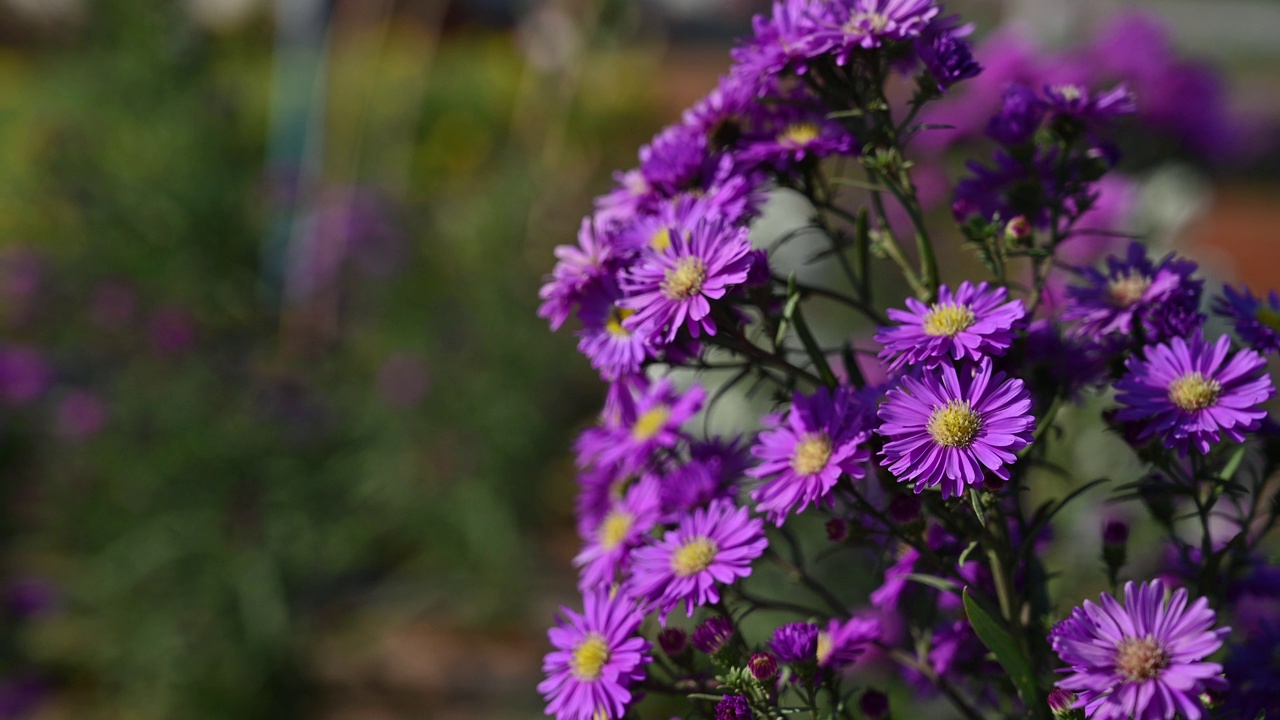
<box><xmin>1213</xmin><ymin>284</ymin><xmax>1280</xmax><ymax>354</ymax></box>
<box><xmin>576</xmin><ymin>293</ymin><xmax>655</xmax><ymax>381</ymax></box>
<box><xmin>573</xmin><ymin>474</ymin><xmax>662</xmax><ymax>590</ymax></box>
<box><xmin>1062</xmin><ymin>242</ymin><xmax>1204</xmax><ymax>347</ymax></box>
<box><xmin>538</xmin><ymin>218</ymin><xmax>621</xmax><ymax>331</ymax></box>
<box><xmin>580</xmin><ymin>378</ymin><xmax>706</xmax><ymax>475</ymax></box>
<box><xmin>747</xmin><ymin>387</ymin><xmax>871</xmax><ymax>525</ymax></box>
<box><xmin>875</xmin><ymin>281</ymin><xmax>1026</xmax><ymax>372</ymax></box>
<box><xmin>805</xmin><ymin>0</ymin><xmax>942</xmax><ymax>63</ymax></box>
<box><xmin>629</xmin><ymin>498</ymin><xmax>767</xmax><ymax>619</ymax></box>
<box><xmin>621</xmin><ymin>217</ymin><xmax>753</xmax><ymax>343</ymax></box>
<box><xmin>877</xmin><ymin>360</ymin><xmax>1034</xmax><ymax>498</ymax></box>
<box><xmin>1049</xmin><ymin>580</ymin><xmax>1228</xmax><ymax>720</ymax></box>
<box><xmin>539</xmin><ymin>589</ymin><xmax>652</xmax><ymax>720</ymax></box>
<box><xmin>769</xmin><ymin>622</ymin><xmax>819</xmax><ymax>664</ymax></box>
<box><xmin>1114</xmin><ymin>334</ymin><xmax>1274</xmax><ymax>455</ymax></box>
<box><xmin>817</xmin><ymin>615</ymin><xmax>881</xmax><ymax>669</ymax></box>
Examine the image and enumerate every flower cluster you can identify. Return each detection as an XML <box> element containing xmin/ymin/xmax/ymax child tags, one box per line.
<box><xmin>536</xmin><ymin>3</ymin><xmax>1276</xmax><ymax>720</ymax></box>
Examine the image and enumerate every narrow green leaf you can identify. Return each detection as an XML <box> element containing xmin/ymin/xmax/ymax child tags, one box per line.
<box><xmin>903</xmin><ymin>573</ymin><xmax>960</xmax><ymax>594</ymax></box>
<box><xmin>963</xmin><ymin>588</ymin><xmax>1039</xmax><ymax>705</ymax></box>
<box><xmin>1218</xmin><ymin>446</ymin><xmax>1247</xmax><ymax>482</ymax></box>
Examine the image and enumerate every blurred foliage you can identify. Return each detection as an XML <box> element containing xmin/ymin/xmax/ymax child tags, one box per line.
<box><xmin>0</xmin><ymin>0</ymin><xmax>663</xmax><ymax>716</ymax></box>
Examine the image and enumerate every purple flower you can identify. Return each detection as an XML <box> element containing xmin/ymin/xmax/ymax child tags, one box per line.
<box><xmin>577</xmin><ymin>293</ymin><xmax>655</xmax><ymax>381</ymax></box>
<box><xmin>1221</xmin><ymin>618</ymin><xmax>1280</xmax><ymax>719</ymax></box>
<box><xmin>539</xmin><ymin>589</ymin><xmax>652</xmax><ymax>720</ymax></box>
<box><xmin>1042</xmin><ymin>82</ymin><xmax>1136</xmax><ymax>124</ymax></box>
<box><xmin>539</xmin><ymin>218</ymin><xmax>620</xmax><ymax>331</ymax></box>
<box><xmin>580</xmin><ymin>379</ymin><xmax>705</xmax><ymax>475</ymax></box>
<box><xmin>1049</xmin><ymin>580</ymin><xmax>1228</xmax><ymax>720</ymax></box>
<box><xmin>1114</xmin><ymin>334</ymin><xmax>1273</xmax><ymax>456</ymax></box>
<box><xmin>629</xmin><ymin>499</ymin><xmax>767</xmax><ymax>619</ymax></box>
<box><xmin>741</xmin><ymin>108</ymin><xmax>857</xmax><ymax>171</ymax></box>
<box><xmin>715</xmin><ymin>695</ymin><xmax>752</xmax><ymax>720</ymax></box>
<box><xmin>1213</xmin><ymin>284</ymin><xmax>1280</xmax><ymax>354</ymax></box>
<box><xmin>0</xmin><ymin>347</ymin><xmax>50</xmax><ymax>405</ymax></box>
<box><xmin>683</xmin><ymin>73</ymin><xmax>771</xmax><ymax>152</ymax></box>
<box><xmin>574</xmin><ymin>474</ymin><xmax>662</xmax><ymax>590</ymax></box>
<box><xmin>54</xmin><ymin>391</ymin><xmax>108</xmax><ymax>442</ymax></box>
<box><xmin>816</xmin><ymin>615</ymin><xmax>881</xmax><ymax>668</ymax></box>
<box><xmin>691</xmin><ymin>616</ymin><xmax>735</xmax><ymax>654</ymax></box>
<box><xmin>878</xmin><ymin>360</ymin><xmax>1035</xmax><ymax>498</ymax></box>
<box><xmin>916</xmin><ymin>17</ymin><xmax>981</xmax><ymax>91</ymax></box>
<box><xmin>876</xmin><ymin>281</ymin><xmax>1026</xmax><ymax>373</ymax></box>
<box><xmin>749</xmin><ymin>652</ymin><xmax>778</xmax><ymax>681</ymax></box>
<box><xmin>1062</xmin><ymin>242</ymin><xmax>1205</xmax><ymax>346</ymax></box>
<box><xmin>659</xmin><ymin>450</ymin><xmax>742</xmax><ymax>522</ymax></box>
<box><xmin>730</xmin><ymin>0</ymin><xmax>825</xmax><ymax>80</ymax></box>
<box><xmin>805</xmin><ymin>0</ymin><xmax>942</xmax><ymax>63</ymax></box>
<box><xmin>770</xmin><ymin>622</ymin><xmax>819</xmax><ymax>664</ymax></box>
<box><xmin>747</xmin><ymin>387</ymin><xmax>871</xmax><ymax>525</ymax></box>
<box><xmin>620</xmin><ymin>217</ymin><xmax>753</xmax><ymax>343</ymax></box>
<box><xmin>859</xmin><ymin>689</ymin><xmax>889</xmax><ymax>719</ymax></box>
<box><xmin>986</xmin><ymin>83</ymin><xmax>1045</xmax><ymax>145</ymax></box>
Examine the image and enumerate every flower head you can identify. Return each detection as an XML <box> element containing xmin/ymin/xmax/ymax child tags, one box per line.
<box><xmin>539</xmin><ymin>218</ymin><xmax>622</xmax><ymax>331</ymax></box>
<box><xmin>691</xmin><ymin>616</ymin><xmax>735</xmax><ymax>654</ymax></box>
<box><xmin>986</xmin><ymin>83</ymin><xmax>1045</xmax><ymax>145</ymax></box>
<box><xmin>574</xmin><ymin>474</ymin><xmax>663</xmax><ymax>590</ymax></box>
<box><xmin>1063</xmin><ymin>242</ymin><xmax>1205</xmax><ymax>347</ymax></box>
<box><xmin>806</xmin><ymin>0</ymin><xmax>942</xmax><ymax>63</ymax></box>
<box><xmin>1114</xmin><ymin>334</ymin><xmax>1273</xmax><ymax>455</ymax></box>
<box><xmin>1214</xmin><ymin>284</ymin><xmax>1280</xmax><ymax>354</ymax></box>
<box><xmin>748</xmin><ymin>387</ymin><xmax>871</xmax><ymax>525</ymax></box>
<box><xmin>878</xmin><ymin>359</ymin><xmax>1035</xmax><ymax>498</ymax></box>
<box><xmin>1041</xmin><ymin>82</ymin><xmax>1136</xmax><ymax>124</ymax></box>
<box><xmin>876</xmin><ymin>281</ymin><xmax>1026</xmax><ymax>372</ymax></box>
<box><xmin>629</xmin><ymin>499</ymin><xmax>767</xmax><ymax>619</ymax></box>
<box><xmin>1049</xmin><ymin>580</ymin><xmax>1228</xmax><ymax>720</ymax></box>
<box><xmin>770</xmin><ymin>622</ymin><xmax>820</xmax><ymax>664</ymax></box>
<box><xmin>581</xmin><ymin>379</ymin><xmax>706</xmax><ymax>475</ymax></box>
<box><xmin>539</xmin><ymin>590</ymin><xmax>652</xmax><ymax>720</ymax></box>
<box><xmin>816</xmin><ymin>615</ymin><xmax>882</xmax><ymax>668</ymax></box>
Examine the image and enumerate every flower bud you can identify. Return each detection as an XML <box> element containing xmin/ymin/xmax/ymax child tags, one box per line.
<box><xmin>1102</xmin><ymin>520</ymin><xmax>1129</xmax><ymax>546</ymax></box>
<box><xmin>888</xmin><ymin>494</ymin><xmax>921</xmax><ymax>524</ymax></box>
<box><xmin>658</xmin><ymin>627</ymin><xmax>688</xmax><ymax>656</ymax></box>
<box><xmin>859</xmin><ymin>689</ymin><xmax>889</xmax><ymax>720</ymax></box>
<box><xmin>715</xmin><ymin>695</ymin><xmax>752</xmax><ymax>720</ymax></box>
<box><xmin>748</xmin><ymin>652</ymin><xmax>778</xmax><ymax>682</ymax></box>
<box><xmin>1048</xmin><ymin>688</ymin><xmax>1084</xmax><ymax>719</ymax></box>
<box><xmin>826</xmin><ymin>517</ymin><xmax>849</xmax><ymax>543</ymax></box>
<box><xmin>691</xmin><ymin>617</ymin><xmax>735</xmax><ymax>655</ymax></box>
<box><xmin>1003</xmin><ymin>216</ymin><xmax>1032</xmax><ymax>246</ymax></box>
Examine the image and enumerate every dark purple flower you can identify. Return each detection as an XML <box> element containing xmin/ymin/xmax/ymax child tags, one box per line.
<box><xmin>986</xmin><ymin>83</ymin><xmax>1045</xmax><ymax>145</ymax></box>
<box><xmin>816</xmin><ymin>615</ymin><xmax>881</xmax><ymax>668</ymax></box>
<box><xmin>1049</xmin><ymin>580</ymin><xmax>1227</xmax><ymax>720</ymax></box>
<box><xmin>1221</xmin><ymin>619</ymin><xmax>1280</xmax><ymax>719</ymax></box>
<box><xmin>747</xmin><ymin>387</ymin><xmax>871</xmax><ymax>525</ymax></box>
<box><xmin>749</xmin><ymin>652</ymin><xmax>778</xmax><ymax>681</ymax></box>
<box><xmin>658</xmin><ymin>627</ymin><xmax>688</xmax><ymax>656</ymax></box>
<box><xmin>1114</xmin><ymin>334</ymin><xmax>1273</xmax><ymax>456</ymax></box>
<box><xmin>1042</xmin><ymin>82</ymin><xmax>1136</xmax><ymax>123</ymax></box>
<box><xmin>740</xmin><ymin>109</ymin><xmax>857</xmax><ymax>171</ymax></box>
<box><xmin>1102</xmin><ymin>520</ymin><xmax>1129</xmax><ymax>546</ymax></box>
<box><xmin>715</xmin><ymin>695</ymin><xmax>752</xmax><ymax>720</ymax></box>
<box><xmin>0</xmin><ymin>675</ymin><xmax>45</xmax><ymax>720</ymax></box>
<box><xmin>1063</xmin><ymin>242</ymin><xmax>1205</xmax><ymax>347</ymax></box>
<box><xmin>579</xmin><ymin>378</ymin><xmax>705</xmax><ymax>475</ymax></box>
<box><xmin>770</xmin><ymin>622</ymin><xmax>819</xmax><ymax>664</ymax></box>
<box><xmin>1214</xmin><ymin>284</ymin><xmax>1280</xmax><ymax>354</ymax></box>
<box><xmin>7</xmin><ymin>578</ymin><xmax>56</xmax><ymax>618</ymax></box>
<box><xmin>54</xmin><ymin>391</ymin><xmax>108</xmax><ymax>442</ymax></box>
<box><xmin>878</xmin><ymin>360</ymin><xmax>1035</xmax><ymax>498</ymax></box>
<box><xmin>539</xmin><ymin>590</ymin><xmax>652</xmax><ymax>720</ymax></box>
<box><xmin>916</xmin><ymin>16</ymin><xmax>981</xmax><ymax>91</ymax></box>
<box><xmin>691</xmin><ymin>616</ymin><xmax>735</xmax><ymax>654</ymax></box>
<box><xmin>876</xmin><ymin>281</ymin><xmax>1026</xmax><ymax>372</ymax></box>
<box><xmin>0</xmin><ymin>347</ymin><xmax>50</xmax><ymax>405</ymax></box>
<box><xmin>628</xmin><ymin>499</ymin><xmax>767</xmax><ymax>619</ymax></box>
<box><xmin>805</xmin><ymin>0</ymin><xmax>942</xmax><ymax>63</ymax></box>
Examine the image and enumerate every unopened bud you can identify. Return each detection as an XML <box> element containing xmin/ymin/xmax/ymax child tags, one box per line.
<box><xmin>1103</xmin><ymin>520</ymin><xmax>1129</xmax><ymax>546</ymax></box>
<box><xmin>859</xmin><ymin>689</ymin><xmax>889</xmax><ymax>720</ymax></box>
<box><xmin>1048</xmin><ymin>688</ymin><xmax>1084</xmax><ymax>719</ymax></box>
<box><xmin>658</xmin><ymin>627</ymin><xmax>688</xmax><ymax>656</ymax></box>
<box><xmin>826</xmin><ymin>517</ymin><xmax>849</xmax><ymax>543</ymax></box>
<box><xmin>1004</xmin><ymin>216</ymin><xmax>1032</xmax><ymax>245</ymax></box>
<box><xmin>691</xmin><ymin>617</ymin><xmax>735</xmax><ymax>655</ymax></box>
<box><xmin>748</xmin><ymin>652</ymin><xmax>778</xmax><ymax>681</ymax></box>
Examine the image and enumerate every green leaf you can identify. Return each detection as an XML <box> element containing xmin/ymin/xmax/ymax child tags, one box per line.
<box><xmin>903</xmin><ymin>573</ymin><xmax>960</xmax><ymax>594</ymax></box>
<box><xmin>1218</xmin><ymin>445</ymin><xmax>1247</xmax><ymax>482</ymax></box>
<box><xmin>963</xmin><ymin>588</ymin><xmax>1039</xmax><ymax>705</ymax></box>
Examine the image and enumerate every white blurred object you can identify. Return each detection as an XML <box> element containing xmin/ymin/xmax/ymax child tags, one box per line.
<box><xmin>187</xmin><ymin>0</ymin><xmax>263</xmax><ymax>31</ymax></box>
<box><xmin>5</xmin><ymin>0</ymin><xmax>81</xmax><ymax>22</ymax></box>
<box><xmin>517</xmin><ymin>3</ymin><xmax>582</xmax><ymax>72</ymax></box>
<box><xmin>1137</xmin><ymin>163</ymin><xmax>1212</xmax><ymax>248</ymax></box>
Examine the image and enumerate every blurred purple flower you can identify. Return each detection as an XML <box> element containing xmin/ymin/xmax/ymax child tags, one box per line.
<box><xmin>7</xmin><ymin>577</ymin><xmax>57</xmax><ymax>618</ymax></box>
<box><xmin>89</xmin><ymin>280</ymin><xmax>139</xmax><ymax>331</ymax></box>
<box><xmin>148</xmin><ymin>308</ymin><xmax>198</xmax><ymax>357</ymax></box>
<box><xmin>54</xmin><ymin>391</ymin><xmax>108</xmax><ymax>442</ymax></box>
<box><xmin>0</xmin><ymin>347</ymin><xmax>50</xmax><ymax>405</ymax></box>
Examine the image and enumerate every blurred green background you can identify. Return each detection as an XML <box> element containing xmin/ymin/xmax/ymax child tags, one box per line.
<box><xmin>0</xmin><ymin>0</ymin><xmax>1275</xmax><ymax>718</ymax></box>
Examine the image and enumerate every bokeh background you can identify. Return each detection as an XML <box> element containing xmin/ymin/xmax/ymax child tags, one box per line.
<box><xmin>0</xmin><ymin>0</ymin><xmax>1275</xmax><ymax>718</ymax></box>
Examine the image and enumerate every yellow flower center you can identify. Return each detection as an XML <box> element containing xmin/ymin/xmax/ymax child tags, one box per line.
<box><xmin>671</xmin><ymin>536</ymin><xmax>718</xmax><ymax>576</ymax></box>
<box><xmin>1114</xmin><ymin>636</ymin><xmax>1169</xmax><ymax>682</ymax></box>
<box><xmin>1257</xmin><ymin>306</ymin><xmax>1280</xmax><ymax>331</ymax></box>
<box><xmin>571</xmin><ymin>633</ymin><xmax>611</xmax><ymax>681</ymax></box>
<box><xmin>1053</xmin><ymin>84</ymin><xmax>1084</xmax><ymax>102</ymax></box>
<box><xmin>650</xmin><ymin>227</ymin><xmax>672</xmax><ymax>252</ymax></box>
<box><xmin>922</xmin><ymin>303</ymin><xmax>976</xmax><ymax>337</ymax></box>
<box><xmin>598</xmin><ymin>510</ymin><xmax>634</xmax><ymax>550</ymax></box>
<box><xmin>790</xmin><ymin>432</ymin><xmax>833</xmax><ymax>476</ymax></box>
<box><xmin>815</xmin><ymin>630</ymin><xmax>832</xmax><ymax>665</ymax></box>
<box><xmin>605</xmin><ymin>307</ymin><xmax>636</xmax><ymax>337</ymax></box>
<box><xmin>661</xmin><ymin>257</ymin><xmax>707</xmax><ymax>300</ymax></box>
<box><xmin>1107</xmin><ymin>271</ymin><xmax>1151</xmax><ymax>307</ymax></box>
<box><xmin>632</xmin><ymin>405</ymin><xmax>671</xmax><ymax>440</ymax></box>
<box><xmin>927</xmin><ymin>400</ymin><xmax>982</xmax><ymax>448</ymax></box>
<box><xmin>1168</xmin><ymin>372</ymin><xmax>1221</xmax><ymax>411</ymax></box>
<box><xmin>779</xmin><ymin>122</ymin><xmax>821</xmax><ymax>147</ymax></box>
<box><xmin>844</xmin><ymin>11</ymin><xmax>889</xmax><ymax>34</ymax></box>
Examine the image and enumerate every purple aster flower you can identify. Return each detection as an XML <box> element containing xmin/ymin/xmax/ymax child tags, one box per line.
<box><xmin>539</xmin><ymin>589</ymin><xmax>652</xmax><ymax>720</ymax></box>
<box><xmin>730</xmin><ymin>0</ymin><xmax>825</xmax><ymax>80</ymax></box>
<box><xmin>740</xmin><ymin>107</ymin><xmax>857</xmax><ymax>171</ymax></box>
<box><xmin>770</xmin><ymin>622</ymin><xmax>819</xmax><ymax>664</ymax></box>
<box><xmin>539</xmin><ymin>218</ymin><xmax>622</xmax><ymax>331</ymax></box>
<box><xmin>875</xmin><ymin>281</ymin><xmax>1026</xmax><ymax>373</ymax></box>
<box><xmin>574</xmin><ymin>474</ymin><xmax>663</xmax><ymax>590</ymax></box>
<box><xmin>577</xmin><ymin>291</ymin><xmax>655</xmax><ymax>381</ymax></box>
<box><xmin>620</xmin><ymin>217</ymin><xmax>753</xmax><ymax>343</ymax></box>
<box><xmin>986</xmin><ymin>83</ymin><xmax>1045</xmax><ymax>145</ymax></box>
<box><xmin>870</xmin><ymin>545</ymin><xmax>919</xmax><ymax>609</ymax></box>
<box><xmin>594</xmin><ymin>169</ymin><xmax>658</xmax><ymax>227</ymax></box>
<box><xmin>639</xmin><ymin>124</ymin><xmax>713</xmax><ymax>196</ymax></box>
<box><xmin>1114</xmin><ymin>334</ymin><xmax>1273</xmax><ymax>456</ymax></box>
<box><xmin>1062</xmin><ymin>242</ymin><xmax>1205</xmax><ymax>346</ymax></box>
<box><xmin>629</xmin><ymin>498</ymin><xmax>767</xmax><ymax>619</ymax></box>
<box><xmin>749</xmin><ymin>652</ymin><xmax>778</xmax><ymax>681</ymax></box>
<box><xmin>816</xmin><ymin>615</ymin><xmax>881</xmax><ymax>668</ymax></box>
<box><xmin>1049</xmin><ymin>580</ymin><xmax>1228</xmax><ymax>720</ymax></box>
<box><xmin>659</xmin><ymin>453</ymin><xmax>740</xmax><ymax>523</ymax></box>
<box><xmin>691</xmin><ymin>616</ymin><xmax>735</xmax><ymax>654</ymax></box>
<box><xmin>747</xmin><ymin>387</ymin><xmax>871</xmax><ymax>525</ymax></box>
<box><xmin>805</xmin><ymin>0</ymin><xmax>942</xmax><ymax>64</ymax></box>
<box><xmin>878</xmin><ymin>359</ymin><xmax>1035</xmax><ymax>498</ymax></box>
<box><xmin>715</xmin><ymin>695</ymin><xmax>752</xmax><ymax>720</ymax></box>
<box><xmin>1214</xmin><ymin>284</ymin><xmax>1280</xmax><ymax>354</ymax></box>
<box><xmin>1221</xmin><ymin>618</ymin><xmax>1280</xmax><ymax>719</ymax></box>
<box><xmin>683</xmin><ymin>73</ymin><xmax>773</xmax><ymax>152</ymax></box>
<box><xmin>1042</xmin><ymin>82</ymin><xmax>1136</xmax><ymax>124</ymax></box>
<box><xmin>916</xmin><ymin>16</ymin><xmax>981</xmax><ymax>91</ymax></box>
<box><xmin>579</xmin><ymin>378</ymin><xmax>704</xmax><ymax>476</ymax></box>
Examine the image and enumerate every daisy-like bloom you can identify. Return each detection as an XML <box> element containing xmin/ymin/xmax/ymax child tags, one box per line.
<box><xmin>816</xmin><ymin>615</ymin><xmax>881</xmax><ymax>669</ymax></box>
<box><xmin>1049</xmin><ymin>580</ymin><xmax>1228</xmax><ymax>720</ymax></box>
<box><xmin>584</xmin><ymin>378</ymin><xmax>706</xmax><ymax>475</ymax></box>
<box><xmin>538</xmin><ymin>589</ymin><xmax>652</xmax><ymax>720</ymax></box>
<box><xmin>576</xmin><ymin>289</ymin><xmax>655</xmax><ymax>381</ymax></box>
<box><xmin>877</xmin><ymin>359</ymin><xmax>1034</xmax><ymax>498</ymax></box>
<box><xmin>573</xmin><ymin>474</ymin><xmax>663</xmax><ymax>590</ymax></box>
<box><xmin>639</xmin><ymin>124</ymin><xmax>712</xmax><ymax>197</ymax></box>
<box><xmin>747</xmin><ymin>387</ymin><xmax>871</xmax><ymax>525</ymax></box>
<box><xmin>628</xmin><ymin>498</ymin><xmax>767</xmax><ymax>619</ymax></box>
<box><xmin>915</xmin><ymin>15</ymin><xmax>981</xmax><ymax>91</ymax></box>
<box><xmin>538</xmin><ymin>218</ymin><xmax>622</xmax><ymax>331</ymax></box>
<box><xmin>1041</xmin><ymin>82</ymin><xmax>1136</xmax><ymax>124</ymax></box>
<box><xmin>985</xmin><ymin>83</ymin><xmax>1045</xmax><ymax>146</ymax></box>
<box><xmin>740</xmin><ymin>107</ymin><xmax>857</xmax><ymax>171</ymax></box>
<box><xmin>1113</xmin><ymin>334</ymin><xmax>1273</xmax><ymax>456</ymax></box>
<box><xmin>769</xmin><ymin>622</ymin><xmax>819</xmax><ymax>664</ymax></box>
<box><xmin>620</xmin><ymin>217</ymin><xmax>753</xmax><ymax>343</ymax></box>
<box><xmin>876</xmin><ymin>281</ymin><xmax>1027</xmax><ymax>373</ymax></box>
<box><xmin>730</xmin><ymin>0</ymin><xmax>825</xmax><ymax>81</ymax></box>
<box><xmin>805</xmin><ymin>0</ymin><xmax>941</xmax><ymax>64</ymax></box>
<box><xmin>1213</xmin><ymin>284</ymin><xmax>1280</xmax><ymax>354</ymax></box>
<box><xmin>1062</xmin><ymin>242</ymin><xmax>1205</xmax><ymax>346</ymax></box>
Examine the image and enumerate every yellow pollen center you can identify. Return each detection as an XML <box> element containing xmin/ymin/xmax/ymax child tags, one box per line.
<box><xmin>780</xmin><ymin>122</ymin><xmax>821</xmax><ymax>147</ymax></box>
<box><xmin>815</xmin><ymin>630</ymin><xmax>833</xmax><ymax>665</ymax></box>
<box><xmin>845</xmin><ymin>11</ymin><xmax>889</xmax><ymax>34</ymax></box>
<box><xmin>598</xmin><ymin>510</ymin><xmax>634</xmax><ymax>550</ymax></box>
<box><xmin>1054</xmin><ymin>84</ymin><xmax>1084</xmax><ymax>101</ymax></box>
<box><xmin>606</xmin><ymin>307</ymin><xmax>636</xmax><ymax>337</ymax></box>
<box><xmin>632</xmin><ymin>405</ymin><xmax>671</xmax><ymax>440</ymax></box>
<box><xmin>1114</xmin><ymin>636</ymin><xmax>1169</xmax><ymax>682</ymax></box>
<box><xmin>1108</xmin><ymin>271</ymin><xmax>1151</xmax><ymax>307</ymax></box>
<box><xmin>1257</xmin><ymin>307</ymin><xmax>1280</xmax><ymax>331</ymax></box>
<box><xmin>571</xmin><ymin>633</ymin><xmax>611</xmax><ymax>681</ymax></box>
<box><xmin>928</xmin><ymin>400</ymin><xmax>982</xmax><ymax>448</ymax></box>
<box><xmin>790</xmin><ymin>432</ymin><xmax>833</xmax><ymax>476</ymax></box>
<box><xmin>661</xmin><ymin>257</ymin><xmax>708</xmax><ymax>301</ymax></box>
<box><xmin>650</xmin><ymin>227</ymin><xmax>672</xmax><ymax>251</ymax></box>
<box><xmin>922</xmin><ymin>303</ymin><xmax>976</xmax><ymax>337</ymax></box>
<box><xmin>671</xmin><ymin>536</ymin><xmax>718</xmax><ymax>576</ymax></box>
<box><xmin>1168</xmin><ymin>372</ymin><xmax>1221</xmax><ymax>411</ymax></box>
